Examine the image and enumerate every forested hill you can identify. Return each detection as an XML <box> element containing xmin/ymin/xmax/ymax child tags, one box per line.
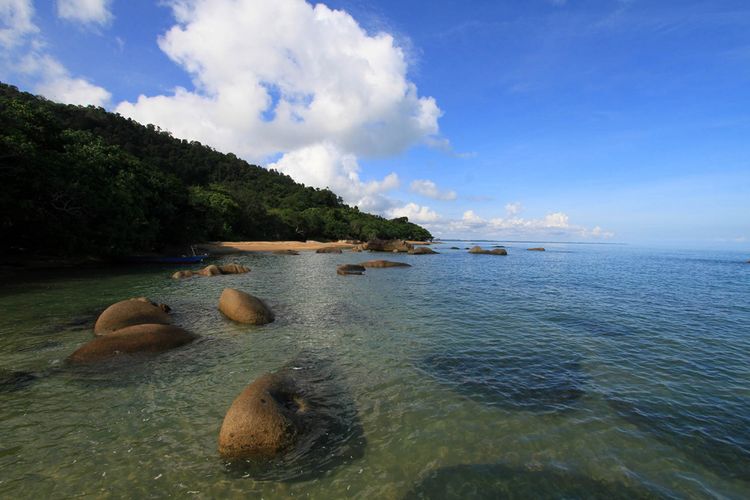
<box><xmin>0</xmin><ymin>83</ymin><xmax>431</xmax><ymax>258</ymax></box>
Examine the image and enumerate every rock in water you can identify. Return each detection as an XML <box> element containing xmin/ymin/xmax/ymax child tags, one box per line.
<box><xmin>218</xmin><ymin>263</ymin><xmax>250</xmax><ymax>274</ymax></box>
<box><xmin>337</xmin><ymin>264</ymin><xmax>366</xmax><ymax>275</ymax></box>
<box><xmin>173</xmin><ymin>263</ymin><xmax>250</xmax><ymax>279</ymax></box>
<box><xmin>68</xmin><ymin>324</ymin><xmax>197</xmax><ymax>364</ymax></box>
<box><xmin>219</xmin><ymin>373</ymin><xmax>304</xmax><ymax>459</ymax></box>
<box><xmin>197</xmin><ymin>264</ymin><xmax>222</xmax><ymax>277</ymax></box>
<box><xmin>219</xmin><ymin>288</ymin><xmax>275</xmax><ymax>325</ymax></box>
<box><xmin>365</xmin><ymin>239</ymin><xmax>413</xmax><ymax>253</ymax></box>
<box><xmin>315</xmin><ymin>247</ymin><xmax>343</xmax><ymax>254</ymax></box>
<box><xmin>468</xmin><ymin>246</ymin><xmax>507</xmax><ymax>255</ymax></box>
<box><xmin>94</xmin><ymin>298</ymin><xmax>171</xmax><ymax>336</ymax></box>
<box><xmin>409</xmin><ymin>247</ymin><xmax>438</xmax><ymax>255</ymax></box>
<box><xmin>0</xmin><ymin>369</ymin><xmax>38</xmax><ymax>392</ymax></box>
<box><xmin>273</xmin><ymin>250</ymin><xmax>299</xmax><ymax>255</ymax></box>
<box><xmin>359</xmin><ymin>260</ymin><xmax>411</xmax><ymax>268</ymax></box>
<box><xmin>528</xmin><ymin>247</ymin><xmax>546</xmax><ymax>251</ymax></box>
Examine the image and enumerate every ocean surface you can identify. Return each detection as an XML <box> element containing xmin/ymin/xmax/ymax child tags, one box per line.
<box><xmin>0</xmin><ymin>243</ymin><xmax>748</xmax><ymax>498</ymax></box>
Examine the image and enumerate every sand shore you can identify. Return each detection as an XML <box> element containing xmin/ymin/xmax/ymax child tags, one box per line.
<box><xmin>198</xmin><ymin>240</ymin><xmax>434</xmax><ymax>254</ymax></box>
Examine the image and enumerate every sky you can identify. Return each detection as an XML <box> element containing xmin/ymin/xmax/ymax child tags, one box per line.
<box><xmin>1</xmin><ymin>0</ymin><xmax>749</xmax><ymax>247</ymax></box>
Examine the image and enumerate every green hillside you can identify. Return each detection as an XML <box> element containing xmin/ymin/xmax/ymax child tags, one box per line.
<box><xmin>0</xmin><ymin>83</ymin><xmax>431</xmax><ymax>258</ymax></box>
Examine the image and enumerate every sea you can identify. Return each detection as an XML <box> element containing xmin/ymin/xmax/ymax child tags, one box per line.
<box><xmin>0</xmin><ymin>242</ymin><xmax>748</xmax><ymax>498</ymax></box>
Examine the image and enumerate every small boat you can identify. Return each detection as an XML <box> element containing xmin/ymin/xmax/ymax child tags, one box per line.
<box><xmin>122</xmin><ymin>246</ymin><xmax>209</xmax><ymax>265</ymax></box>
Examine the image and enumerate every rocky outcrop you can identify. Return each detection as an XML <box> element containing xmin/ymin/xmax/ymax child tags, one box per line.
<box><xmin>409</xmin><ymin>247</ymin><xmax>438</xmax><ymax>255</ymax></box>
<box><xmin>365</xmin><ymin>239</ymin><xmax>413</xmax><ymax>253</ymax></box>
<box><xmin>359</xmin><ymin>260</ymin><xmax>411</xmax><ymax>268</ymax></box>
<box><xmin>468</xmin><ymin>246</ymin><xmax>507</xmax><ymax>256</ymax></box>
<box><xmin>94</xmin><ymin>297</ymin><xmax>171</xmax><ymax>336</ymax></box>
<box><xmin>218</xmin><ymin>288</ymin><xmax>275</xmax><ymax>325</ymax></box>
<box><xmin>68</xmin><ymin>324</ymin><xmax>197</xmax><ymax>364</ymax></box>
<box><xmin>218</xmin><ymin>372</ymin><xmax>306</xmax><ymax>459</ymax></box>
<box><xmin>527</xmin><ymin>247</ymin><xmax>546</xmax><ymax>251</ymax></box>
<box><xmin>172</xmin><ymin>263</ymin><xmax>250</xmax><ymax>279</ymax></box>
<box><xmin>337</xmin><ymin>264</ymin><xmax>366</xmax><ymax>275</ymax></box>
<box><xmin>315</xmin><ymin>247</ymin><xmax>343</xmax><ymax>254</ymax></box>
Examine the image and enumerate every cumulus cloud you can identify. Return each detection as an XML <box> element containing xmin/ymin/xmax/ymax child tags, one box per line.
<box><xmin>0</xmin><ymin>0</ymin><xmax>37</xmax><ymax>48</ymax></box>
<box><xmin>410</xmin><ymin>179</ymin><xmax>457</xmax><ymax>201</ymax></box>
<box><xmin>504</xmin><ymin>201</ymin><xmax>522</xmax><ymax>216</ymax></box>
<box><xmin>1</xmin><ymin>0</ymin><xmax>110</xmax><ymax>106</ymax></box>
<box><xmin>388</xmin><ymin>202</ymin><xmax>440</xmax><ymax>223</ymax></box>
<box><xmin>435</xmin><ymin>208</ymin><xmax>614</xmax><ymax>240</ymax></box>
<box><xmin>116</xmin><ymin>0</ymin><xmax>443</xmax><ymax>210</ymax></box>
<box><xmin>57</xmin><ymin>0</ymin><xmax>113</xmax><ymax>27</ymax></box>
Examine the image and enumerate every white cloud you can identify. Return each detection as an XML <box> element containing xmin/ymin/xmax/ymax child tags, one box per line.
<box><xmin>269</xmin><ymin>142</ymin><xmax>399</xmax><ymax>212</ymax></box>
<box><xmin>437</xmin><ymin>208</ymin><xmax>614</xmax><ymax>240</ymax></box>
<box><xmin>116</xmin><ymin>0</ymin><xmax>443</xmax><ymax>211</ymax></box>
<box><xmin>410</xmin><ymin>179</ymin><xmax>456</xmax><ymax>200</ymax></box>
<box><xmin>57</xmin><ymin>0</ymin><xmax>113</xmax><ymax>27</ymax></box>
<box><xmin>505</xmin><ymin>201</ymin><xmax>522</xmax><ymax>216</ymax></box>
<box><xmin>1</xmin><ymin>0</ymin><xmax>111</xmax><ymax>106</ymax></box>
<box><xmin>20</xmin><ymin>53</ymin><xmax>111</xmax><ymax>106</ymax></box>
<box><xmin>0</xmin><ymin>0</ymin><xmax>37</xmax><ymax>48</ymax></box>
<box><xmin>388</xmin><ymin>202</ymin><xmax>440</xmax><ymax>223</ymax></box>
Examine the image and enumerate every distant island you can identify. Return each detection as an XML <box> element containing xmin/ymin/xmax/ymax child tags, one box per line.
<box><xmin>0</xmin><ymin>83</ymin><xmax>431</xmax><ymax>261</ymax></box>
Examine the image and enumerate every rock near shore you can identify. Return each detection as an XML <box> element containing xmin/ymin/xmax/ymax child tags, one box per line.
<box><xmin>337</xmin><ymin>264</ymin><xmax>366</xmax><ymax>275</ymax></box>
<box><xmin>172</xmin><ymin>263</ymin><xmax>250</xmax><ymax>279</ymax></box>
<box><xmin>359</xmin><ymin>260</ymin><xmax>411</xmax><ymax>268</ymax></box>
<box><xmin>364</xmin><ymin>239</ymin><xmax>413</xmax><ymax>253</ymax></box>
<box><xmin>218</xmin><ymin>288</ymin><xmax>275</xmax><ymax>325</ymax></box>
<box><xmin>409</xmin><ymin>247</ymin><xmax>438</xmax><ymax>255</ymax></box>
<box><xmin>68</xmin><ymin>324</ymin><xmax>197</xmax><ymax>364</ymax></box>
<box><xmin>94</xmin><ymin>297</ymin><xmax>171</xmax><ymax>336</ymax></box>
<box><xmin>468</xmin><ymin>246</ymin><xmax>508</xmax><ymax>256</ymax></box>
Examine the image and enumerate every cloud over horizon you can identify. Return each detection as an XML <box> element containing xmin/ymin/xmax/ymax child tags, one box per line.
<box><xmin>57</xmin><ymin>0</ymin><xmax>113</xmax><ymax>27</ymax></box>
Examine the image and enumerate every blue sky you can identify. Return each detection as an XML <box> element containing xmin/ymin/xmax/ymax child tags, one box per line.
<box><xmin>1</xmin><ymin>0</ymin><xmax>749</xmax><ymax>247</ymax></box>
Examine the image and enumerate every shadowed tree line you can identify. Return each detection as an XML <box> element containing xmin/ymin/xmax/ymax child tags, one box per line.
<box><xmin>0</xmin><ymin>83</ymin><xmax>431</xmax><ymax>258</ymax></box>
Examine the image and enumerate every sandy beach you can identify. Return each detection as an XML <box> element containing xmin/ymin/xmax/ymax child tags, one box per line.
<box><xmin>198</xmin><ymin>240</ymin><xmax>358</xmax><ymax>254</ymax></box>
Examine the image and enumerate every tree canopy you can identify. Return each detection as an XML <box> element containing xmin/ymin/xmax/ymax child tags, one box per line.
<box><xmin>0</xmin><ymin>83</ymin><xmax>432</xmax><ymax>258</ymax></box>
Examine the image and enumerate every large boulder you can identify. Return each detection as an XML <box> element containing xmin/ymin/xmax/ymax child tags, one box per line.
<box><xmin>409</xmin><ymin>247</ymin><xmax>438</xmax><ymax>255</ymax></box>
<box><xmin>197</xmin><ymin>264</ymin><xmax>222</xmax><ymax>277</ymax></box>
<box><xmin>219</xmin><ymin>288</ymin><xmax>275</xmax><ymax>325</ymax></box>
<box><xmin>337</xmin><ymin>264</ymin><xmax>365</xmax><ymax>275</ymax></box>
<box><xmin>218</xmin><ymin>372</ymin><xmax>305</xmax><ymax>459</ymax></box>
<box><xmin>360</xmin><ymin>260</ymin><xmax>411</xmax><ymax>268</ymax></box>
<box><xmin>468</xmin><ymin>246</ymin><xmax>507</xmax><ymax>256</ymax></box>
<box><xmin>315</xmin><ymin>247</ymin><xmax>343</xmax><ymax>254</ymax></box>
<box><xmin>94</xmin><ymin>297</ymin><xmax>171</xmax><ymax>336</ymax></box>
<box><xmin>365</xmin><ymin>239</ymin><xmax>413</xmax><ymax>253</ymax></box>
<box><xmin>68</xmin><ymin>324</ymin><xmax>196</xmax><ymax>364</ymax></box>
<box><xmin>527</xmin><ymin>247</ymin><xmax>546</xmax><ymax>251</ymax></box>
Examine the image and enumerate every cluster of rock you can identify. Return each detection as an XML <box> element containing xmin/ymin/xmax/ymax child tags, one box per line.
<box><xmin>68</xmin><ymin>298</ymin><xmax>197</xmax><ymax>364</ymax></box>
<box><xmin>172</xmin><ymin>263</ymin><xmax>250</xmax><ymax>279</ymax></box>
<box><xmin>468</xmin><ymin>246</ymin><xmax>508</xmax><ymax>256</ymax></box>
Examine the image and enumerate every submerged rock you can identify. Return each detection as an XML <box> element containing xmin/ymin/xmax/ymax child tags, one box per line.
<box><xmin>337</xmin><ymin>264</ymin><xmax>366</xmax><ymax>275</ymax></box>
<box><xmin>409</xmin><ymin>247</ymin><xmax>439</xmax><ymax>255</ymax></box>
<box><xmin>0</xmin><ymin>369</ymin><xmax>38</xmax><ymax>392</ymax></box>
<box><xmin>315</xmin><ymin>247</ymin><xmax>343</xmax><ymax>254</ymax></box>
<box><xmin>219</xmin><ymin>288</ymin><xmax>275</xmax><ymax>325</ymax></box>
<box><xmin>450</xmin><ymin>247</ymin><xmax>460</xmax><ymax>250</ymax></box>
<box><xmin>359</xmin><ymin>260</ymin><xmax>411</xmax><ymax>268</ymax></box>
<box><xmin>419</xmin><ymin>350</ymin><xmax>587</xmax><ymax>412</ymax></box>
<box><xmin>527</xmin><ymin>247</ymin><xmax>546</xmax><ymax>251</ymax></box>
<box><xmin>219</xmin><ymin>354</ymin><xmax>366</xmax><ymax>481</ymax></box>
<box><xmin>68</xmin><ymin>324</ymin><xmax>197</xmax><ymax>364</ymax></box>
<box><xmin>273</xmin><ymin>250</ymin><xmax>300</xmax><ymax>255</ymax></box>
<box><xmin>405</xmin><ymin>463</ymin><xmax>658</xmax><ymax>500</ymax></box>
<box><xmin>94</xmin><ymin>297</ymin><xmax>171</xmax><ymax>336</ymax></box>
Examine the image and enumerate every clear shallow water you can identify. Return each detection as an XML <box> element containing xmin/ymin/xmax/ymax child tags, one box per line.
<box><xmin>0</xmin><ymin>244</ymin><xmax>748</xmax><ymax>498</ymax></box>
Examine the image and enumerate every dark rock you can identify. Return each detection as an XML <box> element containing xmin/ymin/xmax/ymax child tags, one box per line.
<box><xmin>219</xmin><ymin>288</ymin><xmax>275</xmax><ymax>325</ymax></box>
<box><xmin>359</xmin><ymin>260</ymin><xmax>411</xmax><ymax>268</ymax></box>
<box><xmin>94</xmin><ymin>298</ymin><xmax>171</xmax><ymax>336</ymax></box>
<box><xmin>337</xmin><ymin>264</ymin><xmax>365</xmax><ymax>275</ymax></box>
<box><xmin>68</xmin><ymin>324</ymin><xmax>197</xmax><ymax>364</ymax></box>
<box><xmin>273</xmin><ymin>250</ymin><xmax>300</xmax><ymax>255</ymax></box>
<box><xmin>316</xmin><ymin>247</ymin><xmax>343</xmax><ymax>254</ymax></box>
<box><xmin>450</xmin><ymin>247</ymin><xmax>460</xmax><ymax>250</ymax></box>
<box><xmin>409</xmin><ymin>247</ymin><xmax>439</xmax><ymax>255</ymax></box>
<box><xmin>0</xmin><ymin>369</ymin><xmax>38</xmax><ymax>392</ymax></box>
<box><xmin>527</xmin><ymin>247</ymin><xmax>546</xmax><ymax>251</ymax></box>
<box><xmin>405</xmin><ymin>463</ymin><xmax>660</xmax><ymax>500</ymax></box>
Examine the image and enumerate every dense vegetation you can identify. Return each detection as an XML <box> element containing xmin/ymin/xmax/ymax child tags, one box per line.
<box><xmin>0</xmin><ymin>83</ymin><xmax>431</xmax><ymax>258</ymax></box>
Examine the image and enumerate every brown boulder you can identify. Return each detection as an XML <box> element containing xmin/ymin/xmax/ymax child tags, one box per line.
<box><xmin>468</xmin><ymin>246</ymin><xmax>508</xmax><ymax>256</ymax></box>
<box><xmin>94</xmin><ymin>298</ymin><xmax>171</xmax><ymax>336</ymax></box>
<box><xmin>68</xmin><ymin>324</ymin><xmax>196</xmax><ymax>364</ymax></box>
<box><xmin>197</xmin><ymin>264</ymin><xmax>222</xmax><ymax>277</ymax></box>
<box><xmin>172</xmin><ymin>270</ymin><xmax>195</xmax><ymax>279</ymax></box>
<box><xmin>219</xmin><ymin>288</ymin><xmax>275</xmax><ymax>325</ymax></box>
<box><xmin>337</xmin><ymin>264</ymin><xmax>366</xmax><ymax>275</ymax></box>
<box><xmin>219</xmin><ymin>263</ymin><xmax>251</xmax><ymax>274</ymax></box>
<box><xmin>273</xmin><ymin>250</ymin><xmax>300</xmax><ymax>255</ymax></box>
<box><xmin>360</xmin><ymin>260</ymin><xmax>411</xmax><ymax>268</ymax></box>
<box><xmin>527</xmin><ymin>247</ymin><xmax>546</xmax><ymax>252</ymax></box>
<box><xmin>409</xmin><ymin>247</ymin><xmax>438</xmax><ymax>255</ymax></box>
<box><xmin>316</xmin><ymin>247</ymin><xmax>343</xmax><ymax>254</ymax></box>
<box><xmin>365</xmin><ymin>239</ymin><xmax>413</xmax><ymax>253</ymax></box>
<box><xmin>218</xmin><ymin>372</ymin><xmax>306</xmax><ymax>459</ymax></box>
